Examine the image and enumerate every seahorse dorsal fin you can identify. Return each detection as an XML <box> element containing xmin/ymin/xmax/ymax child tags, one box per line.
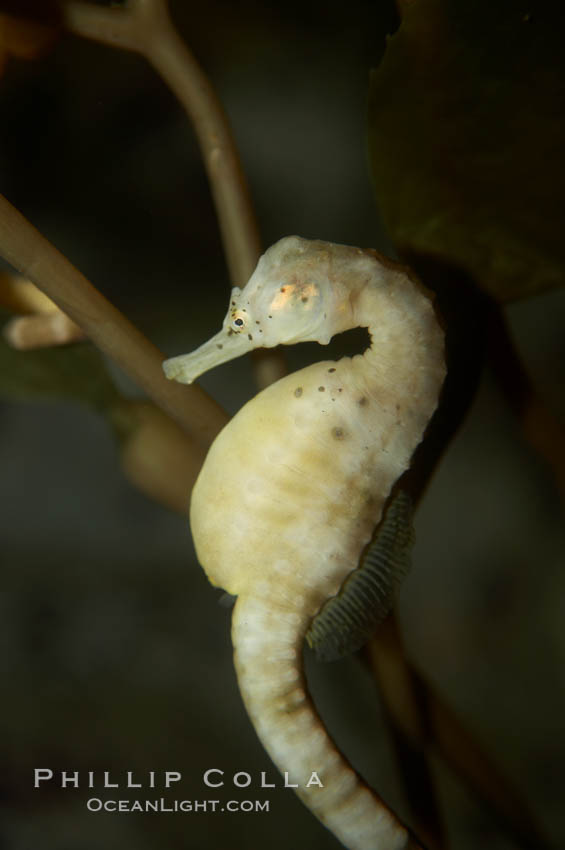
<box><xmin>306</xmin><ymin>489</ymin><xmax>415</xmax><ymax>662</ymax></box>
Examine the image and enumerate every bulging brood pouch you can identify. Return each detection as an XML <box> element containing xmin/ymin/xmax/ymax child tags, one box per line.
<box><xmin>163</xmin><ymin>236</ymin><xmax>446</xmax><ymax>850</ymax></box>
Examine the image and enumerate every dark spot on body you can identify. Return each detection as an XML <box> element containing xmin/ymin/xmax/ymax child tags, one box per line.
<box><xmin>338</xmin><ymin>388</ymin><xmax>343</xmax><ymax>392</ymax></box>
<box><xmin>216</xmin><ymin>343</ymin><xmax>223</xmax><ymax>350</ymax></box>
<box><xmin>358</xmin><ymin>397</ymin><xmax>368</xmax><ymax>406</ymax></box>
<box><xmin>227</xmin><ymin>328</ymin><xmax>234</xmax><ymax>336</ymax></box>
<box><xmin>231</xmin><ymin>301</ymin><xmax>235</xmax><ymax>306</ymax></box>
<box><xmin>318</xmin><ymin>386</ymin><xmax>325</xmax><ymax>392</ymax></box>
<box><xmin>268</xmin><ymin>315</ymin><xmax>273</xmax><ymax>319</ymax></box>
<box><xmin>255</xmin><ymin>320</ymin><xmax>260</xmax><ymax>324</ymax></box>
<box><xmin>280</xmin><ymin>287</ymin><xmax>287</xmax><ymax>292</ymax></box>
<box><xmin>332</xmin><ymin>427</ymin><xmax>345</xmax><ymax>440</ymax></box>
<box><xmin>248</xmin><ymin>334</ymin><xmax>253</xmax><ymax>341</ymax></box>
<box><xmin>294</xmin><ymin>387</ymin><xmax>303</xmax><ymax>397</ymax></box>
<box><xmin>301</xmin><ymin>296</ymin><xmax>308</xmax><ymax>303</ymax></box>
<box><xmin>328</xmin><ymin>367</ymin><xmax>336</xmax><ymax>373</ymax></box>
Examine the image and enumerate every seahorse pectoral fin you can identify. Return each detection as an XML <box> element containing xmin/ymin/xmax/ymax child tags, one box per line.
<box><xmin>306</xmin><ymin>490</ymin><xmax>415</xmax><ymax>662</ymax></box>
<box><xmin>163</xmin><ymin>326</ymin><xmax>254</xmax><ymax>384</ymax></box>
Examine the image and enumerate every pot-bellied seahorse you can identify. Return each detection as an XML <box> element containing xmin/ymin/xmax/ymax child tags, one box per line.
<box><xmin>163</xmin><ymin>236</ymin><xmax>445</xmax><ymax>850</ymax></box>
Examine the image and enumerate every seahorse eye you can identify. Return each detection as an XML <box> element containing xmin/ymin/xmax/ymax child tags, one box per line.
<box><xmin>232</xmin><ymin>314</ymin><xmax>246</xmax><ymax>331</ymax></box>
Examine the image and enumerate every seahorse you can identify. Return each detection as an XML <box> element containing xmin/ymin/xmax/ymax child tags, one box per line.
<box><xmin>163</xmin><ymin>236</ymin><xmax>445</xmax><ymax>850</ymax></box>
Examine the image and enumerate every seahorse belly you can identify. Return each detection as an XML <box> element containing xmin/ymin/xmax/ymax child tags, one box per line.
<box><xmin>190</xmin><ymin>357</ymin><xmax>413</xmax><ymax>608</ymax></box>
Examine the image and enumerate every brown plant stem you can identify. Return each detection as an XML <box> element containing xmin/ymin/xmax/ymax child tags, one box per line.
<box><xmin>0</xmin><ymin>192</ymin><xmax>228</xmax><ymax>445</ymax></box>
<box><xmin>0</xmin><ymin>272</ymin><xmax>58</xmax><ymax>313</ymax></box>
<box><xmin>368</xmin><ymin>617</ymin><xmax>549</xmax><ymax>850</ymax></box>
<box><xmin>0</xmin><ymin>270</ymin><xmax>87</xmax><ymax>350</ymax></box>
<box><xmin>3</xmin><ymin>311</ymin><xmax>86</xmax><ymax>349</ymax></box>
<box><xmin>112</xmin><ymin>399</ymin><xmax>203</xmax><ymax>514</ymax></box>
<box><xmin>369</xmin><ymin>618</ymin><xmax>446</xmax><ymax>850</ymax></box>
<box><xmin>64</xmin><ymin>0</ymin><xmax>261</xmax><ymax>287</ymax></box>
<box><xmin>63</xmin><ymin>0</ymin><xmax>286</xmax><ymax>389</ymax></box>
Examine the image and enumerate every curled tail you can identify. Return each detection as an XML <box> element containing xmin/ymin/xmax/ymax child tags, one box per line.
<box><xmin>232</xmin><ymin>592</ymin><xmax>420</xmax><ymax>850</ymax></box>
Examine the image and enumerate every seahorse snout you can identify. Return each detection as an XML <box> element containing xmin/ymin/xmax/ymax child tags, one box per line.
<box><xmin>163</xmin><ymin>325</ymin><xmax>254</xmax><ymax>384</ymax></box>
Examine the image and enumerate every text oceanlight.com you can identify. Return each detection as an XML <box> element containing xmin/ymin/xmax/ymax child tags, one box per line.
<box><xmin>86</xmin><ymin>798</ymin><xmax>269</xmax><ymax>813</ymax></box>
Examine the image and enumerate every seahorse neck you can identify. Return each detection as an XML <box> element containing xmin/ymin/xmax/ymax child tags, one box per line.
<box><xmin>348</xmin><ymin>267</ymin><xmax>444</xmax><ymax>411</ymax></box>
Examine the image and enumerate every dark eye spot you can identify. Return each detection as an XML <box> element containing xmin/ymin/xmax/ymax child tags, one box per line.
<box><xmin>234</xmin><ymin>317</ymin><xmax>244</xmax><ymax>327</ymax></box>
<box><xmin>318</xmin><ymin>386</ymin><xmax>325</xmax><ymax>392</ymax></box>
<box><xmin>332</xmin><ymin>427</ymin><xmax>345</xmax><ymax>440</ymax></box>
<box><xmin>328</xmin><ymin>367</ymin><xmax>336</xmax><ymax>373</ymax></box>
<box><xmin>294</xmin><ymin>387</ymin><xmax>303</xmax><ymax>398</ymax></box>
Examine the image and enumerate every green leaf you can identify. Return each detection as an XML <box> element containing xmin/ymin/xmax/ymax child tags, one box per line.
<box><xmin>368</xmin><ymin>0</ymin><xmax>565</xmax><ymax>302</ymax></box>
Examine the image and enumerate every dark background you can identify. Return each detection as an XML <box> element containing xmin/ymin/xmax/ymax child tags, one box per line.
<box><xmin>0</xmin><ymin>1</ymin><xmax>564</xmax><ymax>848</ymax></box>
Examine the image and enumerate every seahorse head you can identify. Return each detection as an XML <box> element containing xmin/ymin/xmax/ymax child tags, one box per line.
<box><xmin>163</xmin><ymin>236</ymin><xmax>363</xmax><ymax>385</ymax></box>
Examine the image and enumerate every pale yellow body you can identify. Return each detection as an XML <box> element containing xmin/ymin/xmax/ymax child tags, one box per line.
<box><xmin>193</xmin><ymin>357</ymin><xmax>408</xmax><ymax>607</ymax></box>
<box><xmin>164</xmin><ymin>237</ymin><xmax>445</xmax><ymax>850</ymax></box>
